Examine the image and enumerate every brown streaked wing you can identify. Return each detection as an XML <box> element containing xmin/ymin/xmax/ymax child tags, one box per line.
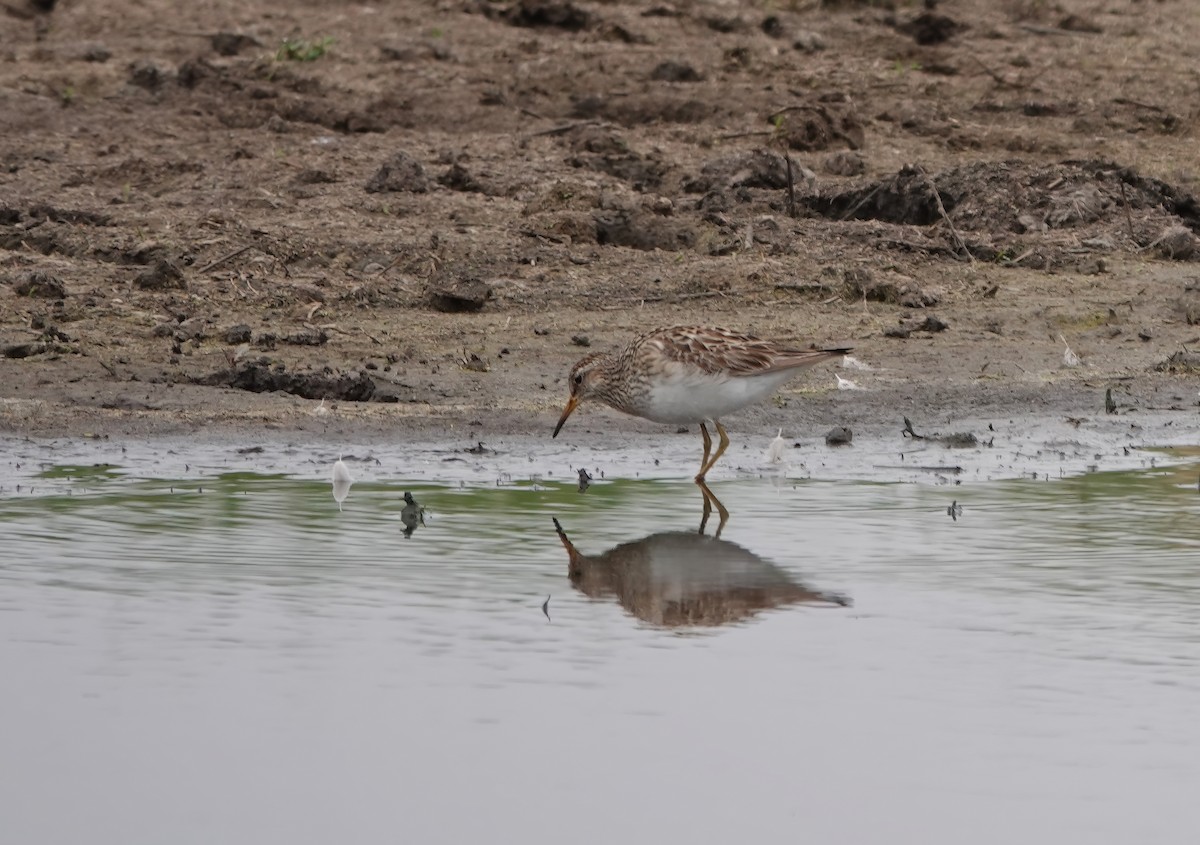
<box><xmin>641</xmin><ymin>325</ymin><xmax>845</xmax><ymax>377</ymax></box>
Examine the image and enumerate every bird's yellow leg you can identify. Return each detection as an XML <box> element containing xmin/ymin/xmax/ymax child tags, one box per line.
<box><xmin>695</xmin><ymin>420</ymin><xmax>731</xmax><ymax>482</ymax></box>
<box><xmin>695</xmin><ymin>422</ymin><xmax>713</xmax><ymax>483</ymax></box>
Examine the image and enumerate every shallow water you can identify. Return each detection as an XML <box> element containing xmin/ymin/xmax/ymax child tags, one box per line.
<box><xmin>2</xmin><ymin>436</ymin><xmax>1200</xmax><ymax>844</ymax></box>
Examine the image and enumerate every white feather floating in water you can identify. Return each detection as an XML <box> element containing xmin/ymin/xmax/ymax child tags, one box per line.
<box><xmin>331</xmin><ymin>455</ymin><xmax>353</xmax><ymax>511</ymax></box>
<box><xmin>766</xmin><ymin>429</ymin><xmax>787</xmax><ymax>464</ymax></box>
<box><xmin>835</xmin><ymin>373</ymin><xmax>861</xmax><ymax>390</ymax></box>
<box><xmin>1060</xmin><ymin>334</ymin><xmax>1081</xmax><ymax>368</ymax></box>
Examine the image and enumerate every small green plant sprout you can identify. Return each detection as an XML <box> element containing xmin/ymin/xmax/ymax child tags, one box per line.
<box><xmin>276</xmin><ymin>35</ymin><xmax>334</xmax><ymax>62</ymax></box>
<box><xmin>59</xmin><ymin>85</ymin><xmax>76</xmax><ymax>106</ymax></box>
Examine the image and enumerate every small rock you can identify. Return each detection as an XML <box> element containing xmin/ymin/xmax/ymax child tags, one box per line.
<box><xmin>825</xmin><ymin>426</ymin><xmax>853</xmax><ymax>447</ymax></box>
<box><xmin>225</xmin><ymin>325</ymin><xmax>252</xmax><ymax>344</ymax></box>
<box><xmin>533</xmin><ymin>326</ymin><xmax>551</xmax><ymax>336</ymax></box>
<box><xmin>571</xmin><ymin>334</ymin><xmax>591</xmax><ymax>347</ymax></box>
<box><xmin>884</xmin><ymin>325</ymin><xmax>912</xmax><ymax>339</ymax></box>
<box><xmin>917</xmin><ymin>315</ymin><xmax>949</xmax><ymax>333</ymax></box>
<box><xmin>428</xmin><ymin>278</ymin><xmax>492</xmax><ymax>313</ymax></box>
<box><xmin>1138</xmin><ymin>327</ymin><xmax>1153</xmax><ymax>341</ymax></box>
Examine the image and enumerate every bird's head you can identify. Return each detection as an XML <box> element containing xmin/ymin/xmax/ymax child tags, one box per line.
<box><xmin>553</xmin><ymin>352</ymin><xmax>610</xmax><ymax>438</ymax></box>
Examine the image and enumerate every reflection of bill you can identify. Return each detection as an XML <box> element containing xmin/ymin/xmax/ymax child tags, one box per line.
<box><xmin>553</xmin><ymin>518</ymin><xmax>850</xmax><ymax>628</ymax></box>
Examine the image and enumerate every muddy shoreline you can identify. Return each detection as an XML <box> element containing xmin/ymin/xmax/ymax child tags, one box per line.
<box><xmin>3</xmin><ymin>0</ymin><xmax>1200</xmax><ymax>449</ymax></box>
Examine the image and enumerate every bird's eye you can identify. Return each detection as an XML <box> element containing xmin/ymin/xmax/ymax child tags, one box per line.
<box><xmin>573</xmin><ymin>374</ymin><xmax>583</xmax><ymax>385</ymax></box>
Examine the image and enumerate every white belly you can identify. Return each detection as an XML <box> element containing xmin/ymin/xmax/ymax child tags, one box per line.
<box><xmin>637</xmin><ymin>368</ymin><xmax>796</xmax><ymax>424</ymax></box>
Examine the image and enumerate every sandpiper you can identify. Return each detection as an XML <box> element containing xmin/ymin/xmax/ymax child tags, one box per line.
<box><xmin>553</xmin><ymin>325</ymin><xmax>850</xmax><ymax>481</ymax></box>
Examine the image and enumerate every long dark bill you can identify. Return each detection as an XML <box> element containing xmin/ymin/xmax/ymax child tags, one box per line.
<box><xmin>552</xmin><ymin>396</ymin><xmax>579</xmax><ymax>438</ymax></box>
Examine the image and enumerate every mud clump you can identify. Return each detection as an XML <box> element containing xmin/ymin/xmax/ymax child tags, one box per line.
<box><xmin>893</xmin><ymin>12</ymin><xmax>966</xmax><ymax>46</ymax></box>
<box><xmin>1155</xmin><ymin>351</ymin><xmax>1200</xmax><ymax>373</ymax></box>
<box><xmin>429</xmin><ymin>278</ymin><xmax>492</xmax><ymax>313</ymax></box>
<box><xmin>4</xmin><ymin>342</ymin><xmax>48</xmax><ymax>359</ymax></box>
<box><xmin>133</xmin><ymin>259</ymin><xmax>186</xmax><ymax>290</ymax></box>
<box><xmin>9</xmin><ymin>270</ymin><xmax>66</xmax><ymax>298</ymax></box>
<box><xmin>210</xmin><ymin>32</ymin><xmax>259</xmax><ymax>56</ymax></box>
<box><xmin>500</xmin><ymin>0</ymin><xmax>592</xmax><ymax>31</ymax></box>
<box><xmin>685</xmin><ymin>149</ymin><xmax>808</xmax><ymax>193</ymax></box>
<box><xmin>566</xmin><ymin>125</ymin><xmax>666</xmax><ymax>189</ymax></box>
<box><xmin>806</xmin><ymin>160</ymin><xmax>1200</xmax><ymax>267</ymax></box>
<box><xmin>650</xmin><ymin>61</ymin><xmax>703</xmax><ymax>83</ymax></box>
<box><xmin>438</xmin><ymin>163</ymin><xmax>485</xmax><ymax>193</ymax></box>
<box><xmin>769</xmin><ymin>101</ymin><xmax>865</xmax><ymax>151</ymax></box>
<box><xmin>594</xmin><ymin>209</ymin><xmax>698</xmax><ymax>251</ymax></box>
<box><xmin>1154</xmin><ymin>226</ymin><xmax>1197</xmax><ymax>260</ymax></box>
<box><xmin>200</xmin><ymin>362</ymin><xmax>377</xmax><ymax>401</ymax></box>
<box><xmin>225</xmin><ymin>325</ymin><xmax>253</xmax><ymax>344</ymax></box>
<box><xmin>365</xmin><ymin>152</ymin><xmax>429</xmax><ymax>193</ymax></box>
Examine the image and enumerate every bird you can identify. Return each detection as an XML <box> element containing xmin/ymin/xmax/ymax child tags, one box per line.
<box><xmin>553</xmin><ymin>325</ymin><xmax>851</xmax><ymax>481</ymax></box>
<box><xmin>401</xmin><ymin>491</ymin><xmax>425</xmax><ymax>537</ymax></box>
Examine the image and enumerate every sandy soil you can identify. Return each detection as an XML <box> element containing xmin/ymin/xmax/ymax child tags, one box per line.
<box><xmin>2</xmin><ymin>0</ymin><xmax>1200</xmax><ymax>447</ymax></box>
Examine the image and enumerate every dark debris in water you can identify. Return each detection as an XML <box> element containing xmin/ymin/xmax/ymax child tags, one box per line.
<box><xmin>902</xmin><ymin>416</ymin><xmax>978</xmax><ymax>447</ymax></box>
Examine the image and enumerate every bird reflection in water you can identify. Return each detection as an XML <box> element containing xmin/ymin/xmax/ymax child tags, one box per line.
<box><xmin>401</xmin><ymin>491</ymin><xmax>426</xmax><ymax>538</ymax></box>
<box><xmin>552</xmin><ymin>517</ymin><xmax>850</xmax><ymax>628</ymax></box>
<box><xmin>696</xmin><ymin>479</ymin><xmax>729</xmax><ymax>537</ymax></box>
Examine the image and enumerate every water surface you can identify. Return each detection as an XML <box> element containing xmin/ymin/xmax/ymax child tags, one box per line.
<box><xmin>2</xmin><ymin>437</ymin><xmax>1198</xmax><ymax>844</ymax></box>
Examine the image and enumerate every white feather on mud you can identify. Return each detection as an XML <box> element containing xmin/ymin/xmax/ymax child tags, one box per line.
<box><xmin>766</xmin><ymin>429</ymin><xmax>787</xmax><ymax>464</ymax></box>
<box><xmin>1059</xmin><ymin>334</ymin><xmax>1081</xmax><ymax>368</ymax></box>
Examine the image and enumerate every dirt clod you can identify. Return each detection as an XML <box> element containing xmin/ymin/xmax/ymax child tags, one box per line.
<box><xmin>200</xmin><ymin>361</ymin><xmax>376</xmax><ymax>401</ymax></box>
<box><xmin>825</xmin><ymin>426</ymin><xmax>853</xmax><ymax>446</ymax></box>
<box><xmin>501</xmin><ymin>0</ymin><xmax>591</xmax><ymax>31</ymax></box>
<box><xmin>365</xmin><ymin>152</ymin><xmax>429</xmax><ymax>193</ymax></box>
<box><xmin>650</xmin><ymin>61</ymin><xmax>703</xmax><ymax>83</ymax></box>
<box><xmin>133</xmin><ymin>260</ymin><xmax>185</xmax><ymax>291</ymax></box>
<box><xmin>1155</xmin><ymin>226</ymin><xmax>1197</xmax><ymax>261</ymax></box>
<box><xmin>10</xmin><ymin>270</ymin><xmax>66</xmax><ymax>298</ymax></box>
<box><xmin>128</xmin><ymin>60</ymin><xmax>169</xmax><ymax>91</ymax></box>
<box><xmin>3</xmin><ymin>343</ymin><xmax>48</xmax><ymax>359</ymax></box>
<box><xmin>429</xmin><ymin>278</ymin><xmax>492</xmax><ymax>313</ymax></box>
<box><xmin>211</xmin><ymin>32</ymin><xmax>259</xmax><ymax>56</ymax></box>
<box><xmin>225</xmin><ymin>325</ymin><xmax>253</xmax><ymax>344</ymax></box>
